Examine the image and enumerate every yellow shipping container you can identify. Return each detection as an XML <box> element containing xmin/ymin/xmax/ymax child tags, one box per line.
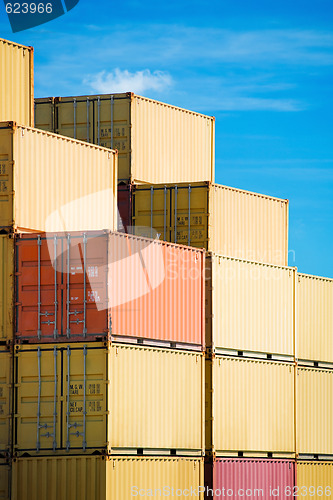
<box><xmin>34</xmin><ymin>93</ymin><xmax>215</xmax><ymax>183</ymax></box>
<box><xmin>14</xmin><ymin>343</ymin><xmax>204</xmax><ymax>456</ymax></box>
<box><xmin>133</xmin><ymin>182</ymin><xmax>288</xmax><ymax>266</ymax></box>
<box><xmin>297</xmin><ymin>367</ymin><xmax>333</xmax><ymax>456</ymax></box>
<box><xmin>0</xmin><ymin>38</ymin><xmax>33</xmax><ymax>127</ymax></box>
<box><xmin>12</xmin><ymin>456</ymin><xmax>204</xmax><ymax>500</ymax></box>
<box><xmin>206</xmin><ymin>254</ymin><xmax>295</xmax><ymax>358</ymax></box>
<box><xmin>297</xmin><ymin>273</ymin><xmax>333</xmax><ymax>364</ymax></box>
<box><xmin>0</xmin><ymin>122</ymin><xmax>117</xmax><ymax>232</ymax></box>
<box><xmin>0</xmin><ymin>460</ymin><xmax>10</xmax><ymax>500</ymax></box>
<box><xmin>206</xmin><ymin>356</ymin><xmax>295</xmax><ymax>455</ymax></box>
<box><xmin>0</xmin><ymin>236</ymin><xmax>14</xmax><ymax>342</ymax></box>
<box><xmin>0</xmin><ymin>349</ymin><xmax>12</xmax><ymax>457</ymax></box>
<box><xmin>297</xmin><ymin>462</ymin><xmax>333</xmax><ymax>498</ymax></box>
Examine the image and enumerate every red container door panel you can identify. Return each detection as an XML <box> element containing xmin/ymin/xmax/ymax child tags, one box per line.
<box><xmin>16</xmin><ymin>236</ymin><xmax>63</xmax><ymax>342</ymax></box>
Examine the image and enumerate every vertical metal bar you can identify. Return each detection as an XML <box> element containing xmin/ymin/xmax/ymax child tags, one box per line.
<box><xmin>73</xmin><ymin>98</ymin><xmax>77</xmax><ymax>139</ymax></box>
<box><xmin>66</xmin><ymin>346</ymin><xmax>71</xmax><ymax>451</ymax></box>
<box><xmin>150</xmin><ymin>186</ymin><xmax>154</xmax><ymax>239</ymax></box>
<box><xmin>53</xmin><ymin>236</ymin><xmax>58</xmax><ymax>339</ymax></box>
<box><xmin>110</xmin><ymin>95</ymin><xmax>114</xmax><ymax>149</ymax></box>
<box><xmin>86</xmin><ymin>97</ymin><xmax>90</xmax><ymax>142</ymax></box>
<box><xmin>37</xmin><ymin>236</ymin><xmax>41</xmax><ymax>340</ymax></box>
<box><xmin>174</xmin><ymin>186</ymin><xmax>178</xmax><ymax>244</ymax></box>
<box><xmin>53</xmin><ymin>346</ymin><xmax>57</xmax><ymax>451</ymax></box>
<box><xmin>36</xmin><ymin>346</ymin><xmax>41</xmax><ymax>452</ymax></box>
<box><xmin>66</xmin><ymin>234</ymin><xmax>71</xmax><ymax>338</ymax></box>
<box><xmin>97</xmin><ymin>97</ymin><xmax>101</xmax><ymax>146</ymax></box>
<box><xmin>164</xmin><ymin>186</ymin><xmax>167</xmax><ymax>241</ymax></box>
<box><xmin>83</xmin><ymin>234</ymin><xmax>87</xmax><ymax>337</ymax></box>
<box><xmin>188</xmin><ymin>185</ymin><xmax>191</xmax><ymax>246</ymax></box>
<box><xmin>82</xmin><ymin>345</ymin><xmax>87</xmax><ymax>451</ymax></box>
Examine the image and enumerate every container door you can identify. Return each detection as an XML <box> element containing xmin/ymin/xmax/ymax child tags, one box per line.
<box><xmin>15</xmin><ymin>346</ymin><xmax>61</xmax><ymax>454</ymax></box>
<box><xmin>133</xmin><ymin>185</ymin><xmax>173</xmax><ymax>241</ymax></box>
<box><xmin>0</xmin><ymin>128</ymin><xmax>13</xmax><ymax>230</ymax></box>
<box><xmin>62</xmin><ymin>233</ymin><xmax>108</xmax><ymax>340</ymax></box>
<box><xmin>0</xmin><ymin>351</ymin><xmax>11</xmax><ymax>455</ymax></box>
<box><xmin>56</xmin><ymin>98</ymin><xmax>94</xmax><ymax>143</ymax></box>
<box><xmin>16</xmin><ymin>235</ymin><xmax>63</xmax><ymax>342</ymax></box>
<box><xmin>62</xmin><ymin>344</ymin><xmax>107</xmax><ymax>453</ymax></box>
<box><xmin>0</xmin><ymin>236</ymin><xmax>14</xmax><ymax>342</ymax></box>
<box><xmin>170</xmin><ymin>184</ymin><xmax>209</xmax><ymax>248</ymax></box>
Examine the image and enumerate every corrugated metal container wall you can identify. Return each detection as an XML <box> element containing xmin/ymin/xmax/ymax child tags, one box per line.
<box><xmin>0</xmin><ymin>38</ymin><xmax>33</xmax><ymax>127</ymax></box>
<box><xmin>0</xmin><ymin>236</ymin><xmax>14</xmax><ymax>342</ymax></box>
<box><xmin>297</xmin><ymin>367</ymin><xmax>333</xmax><ymax>455</ymax></box>
<box><xmin>12</xmin><ymin>456</ymin><xmax>204</xmax><ymax>500</ymax></box>
<box><xmin>35</xmin><ymin>93</ymin><xmax>215</xmax><ymax>184</ymax></box>
<box><xmin>210</xmin><ymin>356</ymin><xmax>295</xmax><ymax>455</ymax></box>
<box><xmin>117</xmin><ymin>183</ymin><xmax>132</xmax><ymax>232</ymax></box>
<box><xmin>133</xmin><ymin>183</ymin><xmax>289</xmax><ymax>266</ymax></box>
<box><xmin>207</xmin><ymin>254</ymin><xmax>295</xmax><ymax>357</ymax></box>
<box><xmin>0</xmin><ymin>122</ymin><xmax>117</xmax><ymax>232</ymax></box>
<box><xmin>14</xmin><ymin>343</ymin><xmax>204</xmax><ymax>455</ymax></box>
<box><xmin>297</xmin><ymin>462</ymin><xmax>333</xmax><ymax>498</ymax></box>
<box><xmin>297</xmin><ymin>273</ymin><xmax>333</xmax><ymax>363</ymax></box>
<box><xmin>213</xmin><ymin>459</ymin><xmax>295</xmax><ymax>497</ymax></box>
<box><xmin>0</xmin><ymin>460</ymin><xmax>10</xmax><ymax>500</ymax></box>
<box><xmin>0</xmin><ymin>349</ymin><xmax>12</xmax><ymax>456</ymax></box>
<box><xmin>15</xmin><ymin>231</ymin><xmax>205</xmax><ymax>348</ymax></box>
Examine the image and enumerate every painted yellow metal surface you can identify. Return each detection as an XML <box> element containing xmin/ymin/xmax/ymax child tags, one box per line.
<box><xmin>0</xmin><ymin>122</ymin><xmax>117</xmax><ymax>232</ymax></box>
<box><xmin>211</xmin><ymin>356</ymin><xmax>295</xmax><ymax>454</ymax></box>
<box><xmin>297</xmin><ymin>462</ymin><xmax>333</xmax><ymax>498</ymax></box>
<box><xmin>297</xmin><ymin>273</ymin><xmax>333</xmax><ymax>363</ymax></box>
<box><xmin>297</xmin><ymin>367</ymin><xmax>333</xmax><ymax>455</ymax></box>
<box><xmin>14</xmin><ymin>343</ymin><xmax>204</xmax><ymax>455</ymax></box>
<box><xmin>35</xmin><ymin>93</ymin><xmax>215</xmax><ymax>183</ymax></box>
<box><xmin>0</xmin><ymin>460</ymin><xmax>10</xmax><ymax>500</ymax></box>
<box><xmin>0</xmin><ymin>236</ymin><xmax>14</xmax><ymax>342</ymax></box>
<box><xmin>0</xmin><ymin>350</ymin><xmax>12</xmax><ymax>456</ymax></box>
<box><xmin>206</xmin><ymin>254</ymin><xmax>295</xmax><ymax>357</ymax></box>
<box><xmin>133</xmin><ymin>182</ymin><xmax>289</xmax><ymax>266</ymax></box>
<box><xmin>0</xmin><ymin>38</ymin><xmax>33</xmax><ymax>127</ymax></box>
<box><xmin>11</xmin><ymin>456</ymin><xmax>204</xmax><ymax>500</ymax></box>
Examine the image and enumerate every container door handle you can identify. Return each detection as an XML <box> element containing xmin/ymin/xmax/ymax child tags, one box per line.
<box><xmin>174</xmin><ymin>185</ymin><xmax>178</xmax><ymax>244</ymax></box>
<box><xmin>66</xmin><ymin>345</ymin><xmax>71</xmax><ymax>451</ymax></box>
<box><xmin>110</xmin><ymin>95</ymin><xmax>114</xmax><ymax>149</ymax></box>
<box><xmin>97</xmin><ymin>97</ymin><xmax>101</xmax><ymax>146</ymax></box>
<box><xmin>188</xmin><ymin>185</ymin><xmax>191</xmax><ymax>246</ymax></box>
<box><xmin>53</xmin><ymin>235</ymin><xmax>58</xmax><ymax>339</ymax></box>
<box><xmin>37</xmin><ymin>236</ymin><xmax>42</xmax><ymax>340</ymax></box>
<box><xmin>73</xmin><ymin>98</ymin><xmax>77</xmax><ymax>139</ymax></box>
<box><xmin>66</xmin><ymin>235</ymin><xmax>71</xmax><ymax>338</ymax></box>
<box><xmin>150</xmin><ymin>186</ymin><xmax>154</xmax><ymax>239</ymax></box>
<box><xmin>86</xmin><ymin>97</ymin><xmax>90</xmax><ymax>143</ymax></box>
<box><xmin>164</xmin><ymin>186</ymin><xmax>167</xmax><ymax>241</ymax></box>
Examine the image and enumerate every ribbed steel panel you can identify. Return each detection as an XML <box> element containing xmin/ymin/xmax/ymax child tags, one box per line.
<box><xmin>210</xmin><ymin>356</ymin><xmax>295</xmax><ymax>454</ymax></box>
<box><xmin>297</xmin><ymin>273</ymin><xmax>333</xmax><ymax>363</ymax></box>
<box><xmin>117</xmin><ymin>183</ymin><xmax>132</xmax><ymax>232</ymax></box>
<box><xmin>0</xmin><ymin>236</ymin><xmax>14</xmax><ymax>342</ymax></box>
<box><xmin>14</xmin><ymin>343</ymin><xmax>204</xmax><ymax>455</ymax></box>
<box><xmin>0</xmin><ymin>459</ymin><xmax>10</xmax><ymax>500</ymax></box>
<box><xmin>15</xmin><ymin>231</ymin><xmax>204</xmax><ymax>348</ymax></box>
<box><xmin>207</xmin><ymin>254</ymin><xmax>295</xmax><ymax>357</ymax></box>
<box><xmin>297</xmin><ymin>462</ymin><xmax>333</xmax><ymax>497</ymax></box>
<box><xmin>213</xmin><ymin>459</ymin><xmax>295</xmax><ymax>496</ymax></box>
<box><xmin>12</xmin><ymin>456</ymin><xmax>204</xmax><ymax>500</ymax></box>
<box><xmin>0</xmin><ymin>38</ymin><xmax>33</xmax><ymax>127</ymax></box>
<box><xmin>0</xmin><ymin>122</ymin><xmax>117</xmax><ymax>232</ymax></box>
<box><xmin>297</xmin><ymin>367</ymin><xmax>333</xmax><ymax>455</ymax></box>
<box><xmin>133</xmin><ymin>182</ymin><xmax>288</xmax><ymax>266</ymax></box>
<box><xmin>35</xmin><ymin>93</ymin><xmax>215</xmax><ymax>184</ymax></box>
<box><xmin>33</xmin><ymin>97</ymin><xmax>55</xmax><ymax>132</ymax></box>
<box><xmin>0</xmin><ymin>349</ymin><xmax>12</xmax><ymax>457</ymax></box>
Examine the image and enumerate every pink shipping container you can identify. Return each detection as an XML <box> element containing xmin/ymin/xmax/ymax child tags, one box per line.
<box><xmin>206</xmin><ymin>459</ymin><xmax>295</xmax><ymax>499</ymax></box>
<box><xmin>15</xmin><ymin>230</ymin><xmax>204</xmax><ymax>349</ymax></box>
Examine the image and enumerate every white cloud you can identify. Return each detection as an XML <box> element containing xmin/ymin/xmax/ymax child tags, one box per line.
<box><xmin>84</xmin><ymin>68</ymin><xmax>172</xmax><ymax>94</ymax></box>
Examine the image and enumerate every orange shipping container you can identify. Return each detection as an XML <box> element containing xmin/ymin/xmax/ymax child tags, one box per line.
<box><xmin>15</xmin><ymin>231</ymin><xmax>204</xmax><ymax>348</ymax></box>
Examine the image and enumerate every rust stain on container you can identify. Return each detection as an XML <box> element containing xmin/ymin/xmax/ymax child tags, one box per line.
<box><xmin>0</xmin><ymin>38</ymin><xmax>34</xmax><ymax>127</ymax></box>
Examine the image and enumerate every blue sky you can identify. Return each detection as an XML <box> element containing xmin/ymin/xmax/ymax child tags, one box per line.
<box><xmin>1</xmin><ymin>0</ymin><xmax>332</xmax><ymax>277</ymax></box>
